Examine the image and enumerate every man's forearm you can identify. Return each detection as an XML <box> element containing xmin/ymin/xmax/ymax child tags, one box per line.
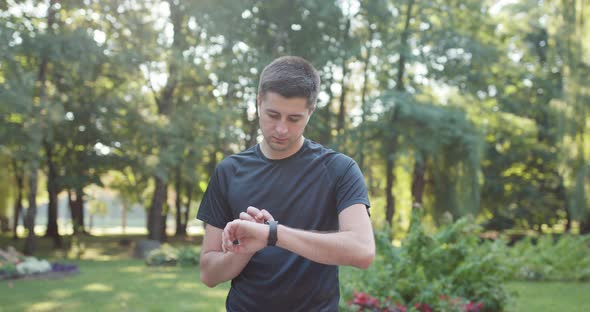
<box><xmin>199</xmin><ymin>251</ymin><xmax>252</xmax><ymax>287</ymax></box>
<box><xmin>276</xmin><ymin>225</ymin><xmax>375</xmax><ymax>269</ymax></box>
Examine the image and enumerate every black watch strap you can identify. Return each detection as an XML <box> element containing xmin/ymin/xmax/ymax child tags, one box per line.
<box><xmin>265</xmin><ymin>220</ymin><xmax>278</xmax><ymax>246</ymax></box>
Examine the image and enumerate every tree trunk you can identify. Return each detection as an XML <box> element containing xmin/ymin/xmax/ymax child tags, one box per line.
<box><xmin>121</xmin><ymin>202</ymin><xmax>127</xmax><ymax>234</ymax></box>
<box><xmin>147</xmin><ymin>0</ymin><xmax>183</xmax><ymax>242</ymax></box>
<box><xmin>23</xmin><ymin>166</ymin><xmax>38</xmax><ymax>255</ymax></box>
<box><xmin>174</xmin><ymin>166</ymin><xmax>184</xmax><ymax>236</ymax></box>
<box><xmin>580</xmin><ymin>217</ymin><xmax>590</xmax><ymax>235</ymax></box>
<box><xmin>69</xmin><ymin>188</ymin><xmax>85</xmax><ymax>234</ymax></box>
<box><xmin>411</xmin><ymin>153</ymin><xmax>426</xmax><ymax>207</ymax></box>
<box><xmin>358</xmin><ymin>31</ymin><xmax>374</xmax><ymax>171</ymax></box>
<box><xmin>68</xmin><ymin>189</ymin><xmax>77</xmax><ymax>233</ymax></box>
<box><xmin>385</xmin><ymin>141</ymin><xmax>396</xmax><ymax>227</ymax></box>
<box><xmin>336</xmin><ymin>17</ymin><xmax>352</xmax><ymax>137</ymax></box>
<box><xmin>12</xmin><ymin>160</ymin><xmax>24</xmax><ymax>240</ymax></box>
<box><xmin>161</xmin><ymin>199</ymin><xmax>169</xmax><ymax>242</ymax></box>
<box><xmin>76</xmin><ymin>187</ymin><xmax>86</xmax><ymax>234</ymax></box>
<box><xmin>564</xmin><ymin>204</ymin><xmax>572</xmax><ymax>232</ymax></box>
<box><xmin>382</xmin><ymin>0</ymin><xmax>414</xmax><ymax>229</ymax></box>
<box><xmin>43</xmin><ymin>141</ymin><xmax>62</xmax><ymax>248</ymax></box>
<box><xmin>23</xmin><ymin>0</ymin><xmax>57</xmax><ymax>255</ymax></box>
<box><xmin>183</xmin><ymin>182</ymin><xmax>193</xmax><ymax>235</ymax></box>
<box><xmin>148</xmin><ymin>176</ymin><xmax>167</xmax><ymax>241</ymax></box>
<box><xmin>396</xmin><ymin>0</ymin><xmax>414</xmax><ymax>93</ymax></box>
<box><xmin>384</xmin><ymin>107</ymin><xmax>400</xmax><ymax>225</ymax></box>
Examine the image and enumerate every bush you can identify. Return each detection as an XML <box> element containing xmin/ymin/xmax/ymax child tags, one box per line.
<box><xmin>145</xmin><ymin>244</ymin><xmax>200</xmax><ymax>267</ymax></box>
<box><xmin>0</xmin><ymin>262</ymin><xmax>18</xmax><ymax>279</ymax></box>
<box><xmin>146</xmin><ymin>244</ymin><xmax>178</xmax><ymax>266</ymax></box>
<box><xmin>177</xmin><ymin>247</ymin><xmax>200</xmax><ymax>267</ymax></box>
<box><xmin>340</xmin><ymin>208</ymin><xmax>513</xmax><ymax>312</ymax></box>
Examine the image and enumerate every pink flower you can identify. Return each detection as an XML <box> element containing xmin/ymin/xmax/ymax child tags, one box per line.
<box><xmin>463</xmin><ymin>301</ymin><xmax>484</xmax><ymax>312</ymax></box>
<box><xmin>414</xmin><ymin>303</ymin><xmax>432</xmax><ymax>312</ymax></box>
<box><xmin>368</xmin><ymin>297</ymin><xmax>380</xmax><ymax>307</ymax></box>
<box><xmin>352</xmin><ymin>292</ymin><xmax>370</xmax><ymax>306</ymax></box>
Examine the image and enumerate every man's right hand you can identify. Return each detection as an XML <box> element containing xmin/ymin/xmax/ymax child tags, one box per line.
<box><xmin>240</xmin><ymin>206</ymin><xmax>275</xmax><ymax>224</ymax></box>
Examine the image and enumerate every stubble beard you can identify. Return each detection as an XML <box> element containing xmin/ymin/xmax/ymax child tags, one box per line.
<box><xmin>263</xmin><ymin>134</ymin><xmax>304</xmax><ymax>156</ymax></box>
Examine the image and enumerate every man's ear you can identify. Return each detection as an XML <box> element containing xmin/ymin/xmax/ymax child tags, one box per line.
<box><xmin>256</xmin><ymin>95</ymin><xmax>261</xmax><ymax>117</ymax></box>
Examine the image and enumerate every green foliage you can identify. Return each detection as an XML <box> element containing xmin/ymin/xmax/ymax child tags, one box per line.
<box><xmin>176</xmin><ymin>246</ymin><xmax>200</xmax><ymax>267</ymax></box>
<box><xmin>341</xmin><ymin>209</ymin><xmax>512</xmax><ymax>312</ymax></box>
<box><xmin>0</xmin><ymin>262</ymin><xmax>18</xmax><ymax>279</ymax></box>
<box><xmin>145</xmin><ymin>244</ymin><xmax>178</xmax><ymax>267</ymax></box>
<box><xmin>1</xmin><ymin>0</ymin><xmax>589</xmax><ymax>239</ymax></box>
<box><xmin>145</xmin><ymin>244</ymin><xmax>200</xmax><ymax>267</ymax></box>
<box><xmin>504</xmin><ymin>235</ymin><xmax>590</xmax><ymax>281</ymax></box>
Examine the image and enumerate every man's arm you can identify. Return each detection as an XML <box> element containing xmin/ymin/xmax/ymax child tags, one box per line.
<box><xmin>223</xmin><ymin>203</ymin><xmax>375</xmax><ymax>269</ymax></box>
<box><xmin>199</xmin><ymin>223</ymin><xmax>254</xmax><ymax>288</ymax></box>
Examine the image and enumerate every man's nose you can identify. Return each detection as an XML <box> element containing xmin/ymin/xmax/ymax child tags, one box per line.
<box><xmin>276</xmin><ymin>120</ymin><xmax>288</xmax><ymax>134</ymax></box>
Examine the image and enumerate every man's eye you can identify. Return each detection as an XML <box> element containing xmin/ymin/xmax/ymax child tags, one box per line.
<box><xmin>268</xmin><ymin>114</ymin><xmax>280</xmax><ymax>119</ymax></box>
<box><xmin>289</xmin><ymin>118</ymin><xmax>301</xmax><ymax>122</ymax></box>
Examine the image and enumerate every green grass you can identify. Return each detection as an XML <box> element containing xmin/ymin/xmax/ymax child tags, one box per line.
<box><xmin>506</xmin><ymin>281</ymin><xmax>590</xmax><ymax>312</ymax></box>
<box><xmin>2</xmin><ymin>234</ymin><xmax>589</xmax><ymax>311</ymax></box>
<box><xmin>0</xmin><ymin>259</ymin><xmax>229</xmax><ymax>312</ymax></box>
<box><xmin>1</xmin><ymin>233</ymin><xmax>227</xmax><ymax>312</ymax></box>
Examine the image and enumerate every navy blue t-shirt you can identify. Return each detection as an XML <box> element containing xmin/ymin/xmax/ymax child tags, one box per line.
<box><xmin>197</xmin><ymin>139</ymin><xmax>370</xmax><ymax>312</ymax></box>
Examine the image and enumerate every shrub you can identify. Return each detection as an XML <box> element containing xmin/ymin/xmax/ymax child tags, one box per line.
<box><xmin>177</xmin><ymin>247</ymin><xmax>200</xmax><ymax>267</ymax></box>
<box><xmin>146</xmin><ymin>244</ymin><xmax>178</xmax><ymax>266</ymax></box>
<box><xmin>341</xmin><ymin>208</ymin><xmax>512</xmax><ymax>312</ymax></box>
<box><xmin>145</xmin><ymin>244</ymin><xmax>200</xmax><ymax>267</ymax></box>
<box><xmin>0</xmin><ymin>262</ymin><xmax>18</xmax><ymax>279</ymax></box>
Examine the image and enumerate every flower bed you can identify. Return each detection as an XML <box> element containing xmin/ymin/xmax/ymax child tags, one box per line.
<box><xmin>350</xmin><ymin>291</ymin><xmax>484</xmax><ymax>312</ymax></box>
<box><xmin>0</xmin><ymin>247</ymin><xmax>79</xmax><ymax>281</ymax></box>
<box><xmin>340</xmin><ymin>209</ymin><xmax>512</xmax><ymax>312</ymax></box>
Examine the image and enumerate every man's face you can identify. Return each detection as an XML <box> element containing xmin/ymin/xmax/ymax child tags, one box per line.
<box><xmin>258</xmin><ymin>92</ymin><xmax>314</xmax><ymax>159</ymax></box>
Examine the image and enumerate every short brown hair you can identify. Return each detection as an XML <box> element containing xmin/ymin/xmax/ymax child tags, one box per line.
<box><xmin>258</xmin><ymin>56</ymin><xmax>321</xmax><ymax>109</ymax></box>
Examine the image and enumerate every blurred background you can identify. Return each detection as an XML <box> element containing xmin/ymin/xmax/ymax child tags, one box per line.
<box><xmin>2</xmin><ymin>0</ymin><xmax>588</xmax><ymax>249</ymax></box>
<box><xmin>1</xmin><ymin>0</ymin><xmax>589</xmax><ymax>311</ymax></box>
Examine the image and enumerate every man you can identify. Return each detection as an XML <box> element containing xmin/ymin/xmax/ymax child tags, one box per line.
<box><xmin>197</xmin><ymin>56</ymin><xmax>375</xmax><ymax>311</ymax></box>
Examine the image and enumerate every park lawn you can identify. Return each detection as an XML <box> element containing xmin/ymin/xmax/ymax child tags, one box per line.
<box><xmin>2</xmin><ymin>264</ymin><xmax>589</xmax><ymax>312</ymax></box>
<box><xmin>0</xmin><ymin>259</ymin><xmax>229</xmax><ymax>312</ymax></box>
<box><xmin>506</xmin><ymin>281</ymin><xmax>590</xmax><ymax>312</ymax></box>
<box><xmin>2</xmin><ymin>235</ymin><xmax>589</xmax><ymax>311</ymax></box>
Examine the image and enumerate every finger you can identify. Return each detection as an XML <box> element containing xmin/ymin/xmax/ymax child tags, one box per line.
<box><xmin>223</xmin><ymin>222</ymin><xmax>235</xmax><ymax>246</ymax></box>
<box><xmin>247</xmin><ymin>206</ymin><xmax>262</xmax><ymax>218</ymax></box>
<box><xmin>226</xmin><ymin>220</ymin><xmax>241</xmax><ymax>243</ymax></box>
<box><xmin>240</xmin><ymin>212</ymin><xmax>256</xmax><ymax>222</ymax></box>
<box><xmin>247</xmin><ymin>206</ymin><xmax>267</xmax><ymax>223</ymax></box>
<box><xmin>260</xmin><ymin>209</ymin><xmax>274</xmax><ymax>222</ymax></box>
<box><xmin>221</xmin><ymin>231</ymin><xmax>227</xmax><ymax>252</ymax></box>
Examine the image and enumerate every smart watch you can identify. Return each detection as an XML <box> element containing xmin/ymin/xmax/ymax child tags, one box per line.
<box><xmin>265</xmin><ymin>220</ymin><xmax>278</xmax><ymax>246</ymax></box>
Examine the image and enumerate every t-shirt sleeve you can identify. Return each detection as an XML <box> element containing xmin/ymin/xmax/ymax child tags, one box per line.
<box><xmin>333</xmin><ymin>156</ymin><xmax>371</xmax><ymax>214</ymax></box>
<box><xmin>196</xmin><ymin>164</ymin><xmax>233</xmax><ymax>229</ymax></box>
